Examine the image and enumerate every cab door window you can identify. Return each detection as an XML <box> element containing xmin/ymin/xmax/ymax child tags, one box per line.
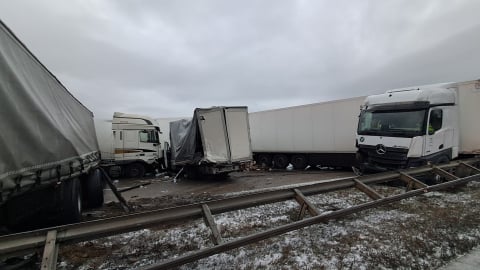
<box><xmin>139</xmin><ymin>130</ymin><xmax>159</xmax><ymax>143</ymax></box>
<box><xmin>428</xmin><ymin>109</ymin><xmax>443</xmax><ymax>135</ymax></box>
<box><xmin>139</xmin><ymin>130</ymin><xmax>149</xmax><ymax>142</ymax></box>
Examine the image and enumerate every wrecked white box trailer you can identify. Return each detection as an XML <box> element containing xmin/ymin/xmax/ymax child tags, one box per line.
<box><xmin>0</xmin><ymin>20</ymin><xmax>103</xmax><ymax>229</ymax></box>
<box><xmin>170</xmin><ymin>107</ymin><xmax>252</xmax><ymax>175</ymax></box>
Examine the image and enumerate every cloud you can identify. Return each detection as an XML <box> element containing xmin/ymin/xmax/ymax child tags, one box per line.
<box><xmin>348</xmin><ymin>24</ymin><xmax>480</xmax><ymax>96</ymax></box>
<box><xmin>1</xmin><ymin>0</ymin><xmax>479</xmax><ymax>118</ymax></box>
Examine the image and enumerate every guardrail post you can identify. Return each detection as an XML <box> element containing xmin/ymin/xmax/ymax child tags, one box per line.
<box><xmin>398</xmin><ymin>172</ymin><xmax>428</xmax><ymax>191</ymax></box>
<box><xmin>41</xmin><ymin>230</ymin><xmax>58</xmax><ymax>270</ymax></box>
<box><xmin>202</xmin><ymin>204</ymin><xmax>223</xmax><ymax>245</ymax></box>
<box><xmin>460</xmin><ymin>162</ymin><xmax>480</xmax><ymax>174</ymax></box>
<box><xmin>431</xmin><ymin>166</ymin><xmax>459</xmax><ymax>181</ymax></box>
<box><xmin>293</xmin><ymin>189</ymin><xmax>320</xmax><ymax>220</ymax></box>
<box><xmin>353</xmin><ymin>179</ymin><xmax>383</xmax><ymax>200</ymax></box>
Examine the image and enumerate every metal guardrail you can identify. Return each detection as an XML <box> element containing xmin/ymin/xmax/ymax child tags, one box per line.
<box><xmin>1</xmin><ymin>158</ymin><xmax>479</xmax><ymax>269</ymax></box>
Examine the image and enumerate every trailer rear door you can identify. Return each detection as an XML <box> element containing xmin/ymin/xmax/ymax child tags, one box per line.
<box><xmin>225</xmin><ymin>107</ymin><xmax>252</xmax><ymax>162</ymax></box>
<box><xmin>197</xmin><ymin>108</ymin><xmax>230</xmax><ymax>163</ymax></box>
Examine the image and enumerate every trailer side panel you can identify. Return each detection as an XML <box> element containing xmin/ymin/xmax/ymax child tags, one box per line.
<box><xmin>0</xmin><ymin>21</ymin><xmax>99</xmax><ymax>199</ymax></box>
<box><xmin>456</xmin><ymin>81</ymin><xmax>480</xmax><ymax>154</ymax></box>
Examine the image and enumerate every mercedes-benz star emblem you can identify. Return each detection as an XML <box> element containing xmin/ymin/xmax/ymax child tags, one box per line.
<box><xmin>376</xmin><ymin>144</ymin><xmax>387</xmax><ymax>155</ymax></box>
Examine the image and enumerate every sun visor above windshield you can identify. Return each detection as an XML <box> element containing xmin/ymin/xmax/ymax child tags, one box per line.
<box><xmin>366</xmin><ymin>101</ymin><xmax>430</xmax><ymax>112</ymax></box>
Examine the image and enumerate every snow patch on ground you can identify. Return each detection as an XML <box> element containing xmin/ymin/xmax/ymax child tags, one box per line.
<box><xmin>60</xmin><ymin>185</ymin><xmax>480</xmax><ymax>270</ymax></box>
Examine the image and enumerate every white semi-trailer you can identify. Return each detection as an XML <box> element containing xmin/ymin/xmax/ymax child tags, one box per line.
<box><xmin>0</xmin><ymin>20</ymin><xmax>104</xmax><ymax>229</ymax></box>
<box><xmin>356</xmin><ymin>79</ymin><xmax>480</xmax><ymax>172</ymax></box>
<box><xmin>249</xmin><ymin>97</ymin><xmax>365</xmax><ymax>169</ymax></box>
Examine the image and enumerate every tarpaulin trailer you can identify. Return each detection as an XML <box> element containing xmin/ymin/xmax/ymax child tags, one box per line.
<box><xmin>0</xmin><ymin>20</ymin><xmax>104</xmax><ymax>229</ymax></box>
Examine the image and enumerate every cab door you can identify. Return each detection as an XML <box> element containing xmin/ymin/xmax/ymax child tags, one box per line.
<box><xmin>424</xmin><ymin>109</ymin><xmax>446</xmax><ymax>158</ymax></box>
<box><xmin>138</xmin><ymin>129</ymin><xmax>161</xmax><ymax>160</ymax></box>
<box><xmin>113</xmin><ymin>130</ymin><xmax>124</xmax><ymax>160</ymax></box>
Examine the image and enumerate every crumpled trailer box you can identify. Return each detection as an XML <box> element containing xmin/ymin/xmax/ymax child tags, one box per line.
<box><xmin>0</xmin><ymin>20</ymin><xmax>102</xmax><ymax>228</ymax></box>
<box><xmin>169</xmin><ymin>107</ymin><xmax>252</xmax><ymax>175</ymax></box>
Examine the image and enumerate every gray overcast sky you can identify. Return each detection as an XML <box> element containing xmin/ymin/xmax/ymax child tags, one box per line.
<box><xmin>1</xmin><ymin>1</ymin><xmax>479</xmax><ymax>119</ymax></box>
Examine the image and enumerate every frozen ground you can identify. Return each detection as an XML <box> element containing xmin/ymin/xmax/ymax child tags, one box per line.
<box><xmin>58</xmin><ymin>179</ymin><xmax>480</xmax><ymax>270</ymax></box>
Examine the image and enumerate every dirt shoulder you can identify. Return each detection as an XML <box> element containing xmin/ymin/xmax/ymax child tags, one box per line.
<box><xmin>103</xmin><ymin>169</ymin><xmax>355</xmax><ymax>203</ymax></box>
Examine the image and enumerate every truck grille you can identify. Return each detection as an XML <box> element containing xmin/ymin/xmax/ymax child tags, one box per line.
<box><xmin>359</xmin><ymin>145</ymin><xmax>408</xmax><ymax>169</ymax></box>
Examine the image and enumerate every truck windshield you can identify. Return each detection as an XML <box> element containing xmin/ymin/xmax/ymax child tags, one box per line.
<box><xmin>357</xmin><ymin>109</ymin><xmax>426</xmax><ymax>137</ymax></box>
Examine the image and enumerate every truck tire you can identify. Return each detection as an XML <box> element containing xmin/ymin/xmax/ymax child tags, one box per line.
<box><xmin>126</xmin><ymin>163</ymin><xmax>146</xmax><ymax>178</ymax></box>
<box><xmin>273</xmin><ymin>154</ymin><xmax>289</xmax><ymax>169</ymax></box>
<box><xmin>436</xmin><ymin>155</ymin><xmax>450</xmax><ymax>165</ymax></box>
<box><xmin>108</xmin><ymin>165</ymin><xmax>122</xmax><ymax>179</ymax></box>
<box><xmin>291</xmin><ymin>155</ymin><xmax>307</xmax><ymax>170</ymax></box>
<box><xmin>256</xmin><ymin>154</ymin><xmax>272</xmax><ymax>167</ymax></box>
<box><xmin>58</xmin><ymin>178</ymin><xmax>82</xmax><ymax>224</ymax></box>
<box><xmin>83</xmin><ymin>168</ymin><xmax>105</xmax><ymax>209</ymax></box>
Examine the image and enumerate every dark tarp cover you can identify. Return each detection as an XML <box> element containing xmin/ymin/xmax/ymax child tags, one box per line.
<box><xmin>0</xmin><ymin>20</ymin><xmax>99</xmax><ymax>196</ymax></box>
<box><xmin>169</xmin><ymin>116</ymin><xmax>200</xmax><ymax>165</ymax></box>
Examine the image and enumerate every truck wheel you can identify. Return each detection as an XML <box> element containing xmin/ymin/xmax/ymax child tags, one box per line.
<box><xmin>83</xmin><ymin>168</ymin><xmax>105</xmax><ymax>209</ymax></box>
<box><xmin>256</xmin><ymin>154</ymin><xmax>272</xmax><ymax>167</ymax></box>
<box><xmin>291</xmin><ymin>155</ymin><xmax>307</xmax><ymax>170</ymax></box>
<box><xmin>273</xmin><ymin>154</ymin><xmax>289</xmax><ymax>169</ymax></box>
<box><xmin>108</xmin><ymin>165</ymin><xmax>122</xmax><ymax>179</ymax></box>
<box><xmin>58</xmin><ymin>178</ymin><xmax>82</xmax><ymax>224</ymax></box>
<box><xmin>126</xmin><ymin>163</ymin><xmax>146</xmax><ymax>178</ymax></box>
<box><xmin>436</xmin><ymin>155</ymin><xmax>450</xmax><ymax>165</ymax></box>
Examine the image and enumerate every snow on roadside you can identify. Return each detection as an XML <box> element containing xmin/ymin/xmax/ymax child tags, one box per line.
<box><xmin>59</xmin><ymin>184</ymin><xmax>480</xmax><ymax>270</ymax></box>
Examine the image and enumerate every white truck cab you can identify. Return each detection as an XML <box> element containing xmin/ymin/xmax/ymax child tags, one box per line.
<box><xmin>356</xmin><ymin>80</ymin><xmax>480</xmax><ymax>172</ymax></box>
<box><xmin>97</xmin><ymin>112</ymin><xmax>163</xmax><ymax>178</ymax></box>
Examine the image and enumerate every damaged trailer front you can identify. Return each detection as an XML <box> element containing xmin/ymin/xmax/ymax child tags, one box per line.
<box><xmin>0</xmin><ymin>20</ymin><xmax>103</xmax><ymax>230</ymax></box>
<box><xmin>169</xmin><ymin>107</ymin><xmax>253</xmax><ymax>176</ymax></box>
